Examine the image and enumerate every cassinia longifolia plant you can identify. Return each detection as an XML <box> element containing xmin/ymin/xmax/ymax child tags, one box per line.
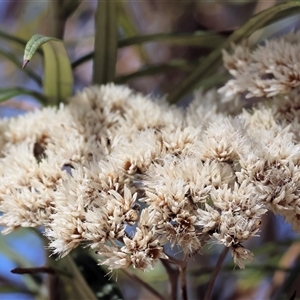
<box><xmin>2</xmin><ymin>31</ymin><xmax>300</xmax><ymax>299</ymax></box>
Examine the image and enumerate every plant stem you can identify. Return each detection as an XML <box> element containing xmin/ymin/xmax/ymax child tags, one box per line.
<box><xmin>204</xmin><ymin>247</ymin><xmax>229</xmax><ymax>300</ymax></box>
<box><xmin>11</xmin><ymin>266</ymin><xmax>56</xmax><ymax>275</ymax></box>
<box><xmin>166</xmin><ymin>255</ymin><xmax>183</xmax><ymax>266</ymax></box>
<box><xmin>50</xmin><ymin>0</ymin><xmax>81</xmax><ymax>39</ymax></box>
<box><xmin>48</xmin><ymin>273</ymin><xmax>61</xmax><ymax>300</ymax></box>
<box><xmin>161</xmin><ymin>258</ymin><xmax>179</xmax><ymax>300</ymax></box>
<box><xmin>179</xmin><ymin>262</ymin><xmax>188</xmax><ymax>300</ymax></box>
<box><xmin>121</xmin><ymin>268</ymin><xmax>166</xmax><ymax>300</ymax></box>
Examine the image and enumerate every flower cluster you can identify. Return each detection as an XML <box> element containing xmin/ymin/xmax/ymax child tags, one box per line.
<box><xmin>1</xmin><ymin>32</ymin><xmax>300</xmax><ymax>271</ymax></box>
<box><xmin>219</xmin><ymin>31</ymin><xmax>300</xmax><ymax>101</ymax></box>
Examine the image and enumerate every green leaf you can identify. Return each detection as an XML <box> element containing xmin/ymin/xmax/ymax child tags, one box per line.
<box><xmin>119</xmin><ymin>31</ymin><xmax>225</xmax><ymax>48</ymax></box>
<box><xmin>41</xmin><ymin>40</ymin><xmax>73</xmax><ymax>104</ymax></box>
<box><xmin>263</xmin><ymin>7</ymin><xmax>300</xmax><ymax>28</ymax></box>
<box><xmin>115</xmin><ymin>60</ymin><xmax>194</xmax><ymax>84</ymax></box>
<box><xmin>115</xmin><ymin>59</ymin><xmax>228</xmax><ymax>88</ymax></box>
<box><xmin>93</xmin><ymin>0</ymin><xmax>118</xmax><ymax>84</ymax></box>
<box><xmin>72</xmin><ymin>31</ymin><xmax>224</xmax><ymax>69</ymax></box>
<box><xmin>0</xmin><ymin>87</ymin><xmax>48</xmax><ymax>105</ymax></box>
<box><xmin>0</xmin><ymin>29</ymin><xmax>28</xmax><ymax>47</ymax></box>
<box><xmin>22</xmin><ymin>34</ymin><xmax>73</xmax><ymax>104</ymax></box>
<box><xmin>22</xmin><ymin>34</ymin><xmax>57</xmax><ymax>69</ymax></box>
<box><xmin>167</xmin><ymin>2</ymin><xmax>300</xmax><ymax>104</ymax></box>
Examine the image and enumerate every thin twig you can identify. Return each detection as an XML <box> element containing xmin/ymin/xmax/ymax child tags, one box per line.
<box><xmin>121</xmin><ymin>268</ymin><xmax>166</xmax><ymax>300</ymax></box>
<box><xmin>204</xmin><ymin>247</ymin><xmax>229</xmax><ymax>300</ymax></box>
<box><xmin>11</xmin><ymin>265</ymin><xmax>63</xmax><ymax>300</ymax></box>
<box><xmin>11</xmin><ymin>266</ymin><xmax>56</xmax><ymax>275</ymax></box>
<box><xmin>161</xmin><ymin>258</ymin><xmax>179</xmax><ymax>300</ymax></box>
<box><xmin>48</xmin><ymin>274</ymin><xmax>61</xmax><ymax>300</ymax></box>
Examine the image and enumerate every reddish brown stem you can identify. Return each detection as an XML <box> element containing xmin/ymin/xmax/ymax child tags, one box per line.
<box><xmin>11</xmin><ymin>266</ymin><xmax>56</xmax><ymax>275</ymax></box>
<box><xmin>161</xmin><ymin>258</ymin><xmax>179</xmax><ymax>300</ymax></box>
<box><xmin>122</xmin><ymin>268</ymin><xmax>166</xmax><ymax>300</ymax></box>
<box><xmin>179</xmin><ymin>263</ymin><xmax>188</xmax><ymax>300</ymax></box>
<box><xmin>204</xmin><ymin>247</ymin><xmax>229</xmax><ymax>300</ymax></box>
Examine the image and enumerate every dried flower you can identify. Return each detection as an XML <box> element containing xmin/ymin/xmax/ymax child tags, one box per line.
<box><xmin>219</xmin><ymin>32</ymin><xmax>300</xmax><ymax>101</ymax></box>
<box><xmin>5</xmin><ymin>31</ymin><xmax>300</xmax><ymax>272</ymax></box>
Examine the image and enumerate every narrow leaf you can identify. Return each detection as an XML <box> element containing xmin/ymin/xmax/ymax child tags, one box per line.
<box><xmin>72</xmin><ymin>31</ymin><xmax>224</xmax><ymax>69</ymax></box>
<box><xmin>167</xmin><ymin>2</ymin><xmax>300</xmax><ymax>104</ymax></box>
<box><xmin>93</xmin><ymin>0</ymin><xmax>117</xmax><ymax>84</ymax></box>
<box><xmin>0</xmin><ymin>87</ymin><xmax>47</xmax><ymax>105</ymax></box>
<box><xmin>0</xmin><ymin>29</ymin><xmax>28</xmax><ymax>47</ymax></box>
<box><xmin>41</xmin><ymin>40</ymin><xmax>73</xmax><ymax>103</ymax></box>
<box><xmin>119</xmin><ymin>31</ymin><xmax>225</xmax><ymax>48</ymax></box>
<box><xmin>22</xmin><ymin>34</ymin><xmax>57</xmax><ymax>68</ymax></box>
<box><xmin>0</xmin><ymin>29</ymin><xmax>43</xmax><ymax>58</ymax></box>
<box><xmin>22</xmin><ymin>34</ymin><xmax>73</xmax><ymax>104</ymax></box>
<box><xmin>115</xmin><ymin>60</ymin><xmax>194</xmax><ymax>84</ymax></box>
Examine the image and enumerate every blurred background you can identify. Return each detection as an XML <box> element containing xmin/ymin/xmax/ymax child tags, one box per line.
<box><xmin>0</xmin><ymin>1</ymin><xmax>300</xmax><ymax>299</ymax></box>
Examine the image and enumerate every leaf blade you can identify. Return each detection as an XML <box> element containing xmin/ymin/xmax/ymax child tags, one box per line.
<box><xmin>115</xmin><ymin>60</ymin><xmax>194</xmax><ymax>84</ymax></box>
<box><xmin>93</xmin><ymin>0</ymin><xmax>118</xmax><ymax>84</ymax></box>
<box><xmin>22</xmin><ymin>34</ymin><xmax>57</xmax><ymax>68</ymax></box>
<box><xmin>119</xmin><ymin>31</ymin><xmax>225</xmax><ymax>48</ymax></box>
<box><xmin>0</xmin><ymin>87</ymin><xmax>47</xmax><ymax>105</ymax></box>
<box><xmin>22</xmin><ymin>34</ymin><xmax>73</xmax><ymax>104</ymax></box>
<box><xmin>72</xmin><ymin>31</ymin><xmax>224</xmax><ymax>69</ymax></box>
<box><xmin>41</xmin><ymin>40</ymin><xmax>73</xmax><ymax>104</ymax></box>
